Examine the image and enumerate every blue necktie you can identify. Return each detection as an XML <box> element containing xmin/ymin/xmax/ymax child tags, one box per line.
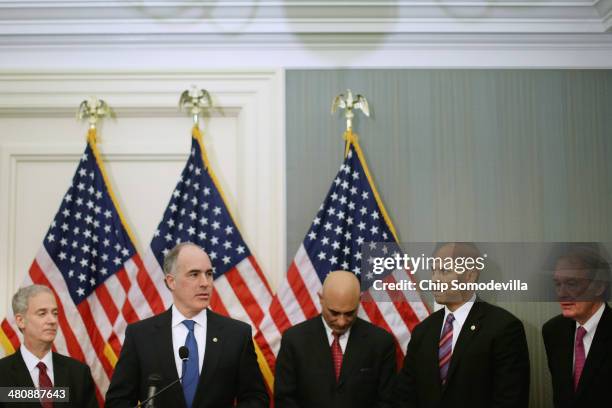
<box><xmin>182</xmin><ymin>320</ymin><xmax>199</xmax><ymax>408</ymax></box>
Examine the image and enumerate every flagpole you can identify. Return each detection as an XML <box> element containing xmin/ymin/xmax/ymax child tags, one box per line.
<box><xmin>330</xmin><ymin>90</ymin><xmax>400</xmax><ymax>243</ymax></box>
<box><xmin>76</xmin><ymin>98</ymin><xmax>140</xmax><ymax>252</ymax></box>
<box><xmin>176</xmin><ymin>87</ymin><xmax>277</xmax><ymax>389</ymax></box>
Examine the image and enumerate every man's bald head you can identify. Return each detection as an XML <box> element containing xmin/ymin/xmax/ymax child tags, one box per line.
<box><xmin>322</xmin><ymin>271</ymin><xmax>361</xmax><ymax>303</ymax></box>
<box><xmin>319</xmin><ymin>271</ymin><xmax>361</xmax><ymax>335</ymax></box>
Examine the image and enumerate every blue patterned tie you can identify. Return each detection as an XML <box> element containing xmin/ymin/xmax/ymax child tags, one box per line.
<box><xmin>182</xmin><ymin>320</ymin><xmax>199</xmax><ymax>408</ymax></box>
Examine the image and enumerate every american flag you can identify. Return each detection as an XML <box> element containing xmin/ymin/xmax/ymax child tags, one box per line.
<box><xmin>141</xmin><ymin>127</ymin><xmax>276</xmax><ymax>388</ymax></box>
<box><xmin>0</xmin><ymin>129</ymin><xmax>165</xmax><ymax>404</ymax></box>
<box><xmin>256</xmin><ymin>131</ymin><xmax>430</xmax><ymax>366</ymax></box>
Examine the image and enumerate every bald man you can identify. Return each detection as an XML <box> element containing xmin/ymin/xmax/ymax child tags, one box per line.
<box><xmin>274</xmin><ymin>271</ymin><xmax>396</xmax><ymax>408</ymax></box>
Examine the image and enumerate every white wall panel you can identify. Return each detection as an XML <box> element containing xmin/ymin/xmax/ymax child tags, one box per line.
<box><xmin>0</xmin><ymin>72</ymin><xmax>285</xmax><ymax>318</ymax></box>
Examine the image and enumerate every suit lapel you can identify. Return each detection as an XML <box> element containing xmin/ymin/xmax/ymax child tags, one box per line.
<box><xmin>194</xmin><ymin>309</ymin><xmax>223</xmax><ymax>402</ymax></box>
<box><xmin>558</xmin><ymin>317</ymin><xmax>576</xmax><ymax>396</ymax></box>
<box><xmin>576</xmin><ymin>305</ymin><xmax>612</xmax><ymax>397</ymax></box>
<box><xmin>313</xmin><ymin>317</ymin><xmax>337</xmax><ymax>386</ymax></box>
<box><xmin>155</xmin><ymin>308</ymin><xmax>186</xmax><ymax>406</ymax></box>
<box><xmin>338</xmin><ymin>319</ymin><xmax>365</xmax><ymax>385</ymax></box>
<box><xmin>445</xmin><ymin>301</ymin><xmax>485</xmax><ymax>386</ymax></box>
<box><xmin>52</xmin><ymin>353</ymin><xmax>68</xmax><ymax>387</ymax></box>
<box><xmin>12</xmin><ymin>350</ymin><xmax>36</xmax><ymax>388</ymax></box>
<box><xmin>11</xmin><ymin>350</ymin><xmax>41</xmax><ymax>408</ymax></box>
<box><xmin>425</xmin><ymin>311</ymin><xmax>445</xmax><ymax>397</ymax></box>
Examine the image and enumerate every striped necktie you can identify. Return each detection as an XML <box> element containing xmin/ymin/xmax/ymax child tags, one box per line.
<box><xmin>439</xmin><ymin>313</ymin><xmax>455</xmax><ymax>385</ymax></box>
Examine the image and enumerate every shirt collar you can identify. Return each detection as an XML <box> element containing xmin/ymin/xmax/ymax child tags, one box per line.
<box><xmin>577</xmin><ymin>302</ymin><xmax>606</xmax><ymax>334</ymax></box>
<box><xmin>20</xmin><ymin>345</ymin><xmax>52</xmax><ymax>373</ymax></box>
<box><xmin>321</xmin><ymin>315</ymin><xmax>351</xmax><ymax>341</ymax></box>
<box><xmin>444</xmin><ymin>293</ymin><xmax>477</xmax><ymax>326</ymax></box>
<box><xmin>171</xmin><ymin>305</ymin><xmax>208</xmax><ymax>329</ymax></box>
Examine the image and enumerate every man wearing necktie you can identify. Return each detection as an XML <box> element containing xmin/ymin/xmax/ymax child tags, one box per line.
<box><xmin>274</xmin><ymin>271</ymin><xmax>396</xmax><ymax>408</ymax></box>
<box><xmin>0</xmin><ymin>285</ymin><xmax>98</xmax><ymax>408</ymax></box>
<box><xmin>543</xmin><ymin>244</ymin><xmax>612</xmax><ymax>408</ymax></box>
<box><xmin>394</xmin><ymin>243</ymin><xmax>530</xmax><ymax>408</ymax></box>
<box><xmin>105</xmin><ymin>242</ymin><xmax>268</xmax><ymax>408</ymax></box>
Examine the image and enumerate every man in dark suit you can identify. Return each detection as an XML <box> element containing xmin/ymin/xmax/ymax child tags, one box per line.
<box><xmin>105</xmin><ymin>242</ymin><xmax>268</xmax><ymax>408</ymax></box>
<box><xmin>0</xmin><ymin>284</ymin><xmax>98</xmax><ymax>408</ymax></box>
<box><xmin>395</xmin><ymin>242</ymin><xmax>530</xmax><ymax>408</ymax></box>
<box><xmin>274</xmin><ymin>270</ymin><xmax>396</xmax><ymax>408</ymax></box>
<box><xmin>542</xmin><ymin>245</ymin><xmax>612</xmax><ymax>408</ymax></box>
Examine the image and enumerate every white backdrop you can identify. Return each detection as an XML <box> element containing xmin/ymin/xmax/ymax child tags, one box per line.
<box><xmin>0</xmin><ymin>72</ymin><xmax>285</xmax><ymax>319</ymax></box>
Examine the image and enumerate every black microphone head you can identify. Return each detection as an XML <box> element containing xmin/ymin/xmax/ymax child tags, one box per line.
<box><xmin>179</xmin><ymin>346</ymin><xmax>189</xmax><ymax>360</ymax></box>
<box><xmin>147</xmin><ymin>374</ymin><xmax>161</xmax><ymax>387</ymax></box>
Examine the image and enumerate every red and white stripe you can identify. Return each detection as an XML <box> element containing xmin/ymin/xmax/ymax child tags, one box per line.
<box><xmin>257</xmin><ymin>244</ymin><xmax>322</xmax><ymax>358</ymax></box>
<box><xmin>139</xmin><ymin>248</ymin><xmax>173</xmax><ymax>314</ymax></box>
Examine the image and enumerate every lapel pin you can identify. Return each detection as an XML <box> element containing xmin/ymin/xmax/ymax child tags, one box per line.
<box><xmin>470</xmin><ymin>325</ymin><xmax>476</xmax><ymax>331</ymax></box>
<box><xmin>213</xmin><ymin>337</ymin><xmax>218</xmax><ymax>343</ymax></box>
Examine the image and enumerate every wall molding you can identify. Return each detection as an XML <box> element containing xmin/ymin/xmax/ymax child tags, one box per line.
<box><xmin>0</xmin><ymin>1</ymin><xmax>611</xmax><ymax>68</ymax></box>
<box><xmin>1</xmin><ymin>1</ymin><xmax>610</xmax><ymax>34</ymax></box>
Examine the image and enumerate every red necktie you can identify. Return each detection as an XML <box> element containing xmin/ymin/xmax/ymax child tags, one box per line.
<box><xmin>36</xmin><ymin>361</ymin><xmax>53</xmax><ymax>408</ymax></box>
<box><xmin>573</xmin><ymin>326</ymin><xmax>587</xmax><ymax>391</ymax></box>
<box><xmin>331</xmin><ymin>333</ymin><xmax>343</xmax><ymax>381</ymax></box>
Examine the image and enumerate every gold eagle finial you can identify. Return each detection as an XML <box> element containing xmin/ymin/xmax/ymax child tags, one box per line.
<box><xmin>179</xmin><ymin>87</ymin><xmax>213</xmax><ymax>127</ymax></box>
<box><xmin>331</xmin><ymin>89</ymin><xmax>370</xmax><ymax>131</ymax></box>
<box><xmin>77</xmin><ymin>97</ymin><xmax>114</xmax><ymax>129</ymax></box>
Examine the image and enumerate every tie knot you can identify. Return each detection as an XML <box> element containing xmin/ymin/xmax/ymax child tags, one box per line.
<box><xmin>446</xmin><ymin>313</ymin><xmax>455</xmax><ymax>324</ymax></box>
<box><xmin>183</xmin><ymin>320</ymin><xmax>196</xmax><ymax>332</ymax></box>
<box><xmin>576</xmin><ymin>326</ymin><xmax>587</xmax><ymax>341</ymax></box>
<box><xmin>333</xmin><ymin>332</ymin><xmax>341</xmax><ymax>341</ymax></box>
<box><xmin>36</xmin><ymin>361</ymin><xmax>47</xmax><ymax>372</ymax></box>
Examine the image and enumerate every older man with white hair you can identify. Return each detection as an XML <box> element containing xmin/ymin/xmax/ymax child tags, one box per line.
<box><xmin>0</xmin><ymin>284</ymin><xmax>98</xmax><ymax>408</ymax></box>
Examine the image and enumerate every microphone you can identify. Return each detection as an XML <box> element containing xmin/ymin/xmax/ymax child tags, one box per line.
<box><xmin>134</xmin><ymin>347</ymin><xmax>191</xmax><ymax>408</ymax></box>
<box><xmin>179</xmin><ymin>346</ymin><xmax>189</xmax><ymax>363</ymax></box>
<box><xmin>144</xmin><ymin>374</ymin><xmax>161</xmax><ymax>408</ymax></box>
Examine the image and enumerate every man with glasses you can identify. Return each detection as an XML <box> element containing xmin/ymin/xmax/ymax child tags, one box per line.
<box><xmin>543</xmin><ymin>244</ymin><xmax>612</xmax><ymax>408</ymax></box>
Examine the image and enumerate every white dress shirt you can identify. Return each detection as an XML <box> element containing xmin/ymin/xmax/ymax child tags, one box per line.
<box><xmin>440</xmin><ymin>294</ymin><xmax>476</xmax><ymax>352</ymax></box>
<box><xmin>20</xmin><ymin>346</ymin><xmax>54</xmax><ymax>388</ymax></box>
<box><xmin>322</xmin><ymin>316</ymin><xmax>351</xmax><ymax>353</ymax></box>
<box><xmin>172</xmin><ymin>306</ymin><xmax>207</xmax><ymax>378</ymax></box>
<box><xmin>573</xmin><ymin>302</ymin><xmax>606</xmax><ymax>368</ymax></box>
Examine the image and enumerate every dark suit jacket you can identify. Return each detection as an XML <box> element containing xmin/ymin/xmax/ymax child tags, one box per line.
<box><xmin>105</xmin><ymin>308</ymin><xmax>268</xmax><ymax>408</ymax></box>
<box><xmin>0</xmin><ymin>349</ymin><xmax>98</xmax><ymax>408</ymax></box>
<box><xmin>394</xmin><ymin>301</ymin><xmax>530</xmax><ymax>408</ymax></box>
<box><xmin>542</xmin><ymin>303</ymin><xmax>612</xmax><ymax>408</ymax></box>
<box><xmin>274</xmin><ymin>316</ymin><xmax>396</xmax><ymax>408</ymax></box>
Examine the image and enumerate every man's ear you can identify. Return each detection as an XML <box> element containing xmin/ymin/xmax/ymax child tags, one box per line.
<box><xmin>592</xmin><ymin>280</ymin><xmax>606</xmax><ymax>298</ymax></box>
<box><xmin>165</xmin><ymin>274</ymin><xmax>175</xmax><ymax>291</ymax></box>
<box><xmin>318</xmin><ymin>291</ymin><xmax>324</xmax><ymax>307</ymax></box>
<box><xmin>466</xmin><ymin>269</ymin><xmax>479</xmax><ymax>283</ymax></box>
<box><xmin>15</xmin><ymin>313</ymin><xmax>25</xmax><ymax>332</ymax></box>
